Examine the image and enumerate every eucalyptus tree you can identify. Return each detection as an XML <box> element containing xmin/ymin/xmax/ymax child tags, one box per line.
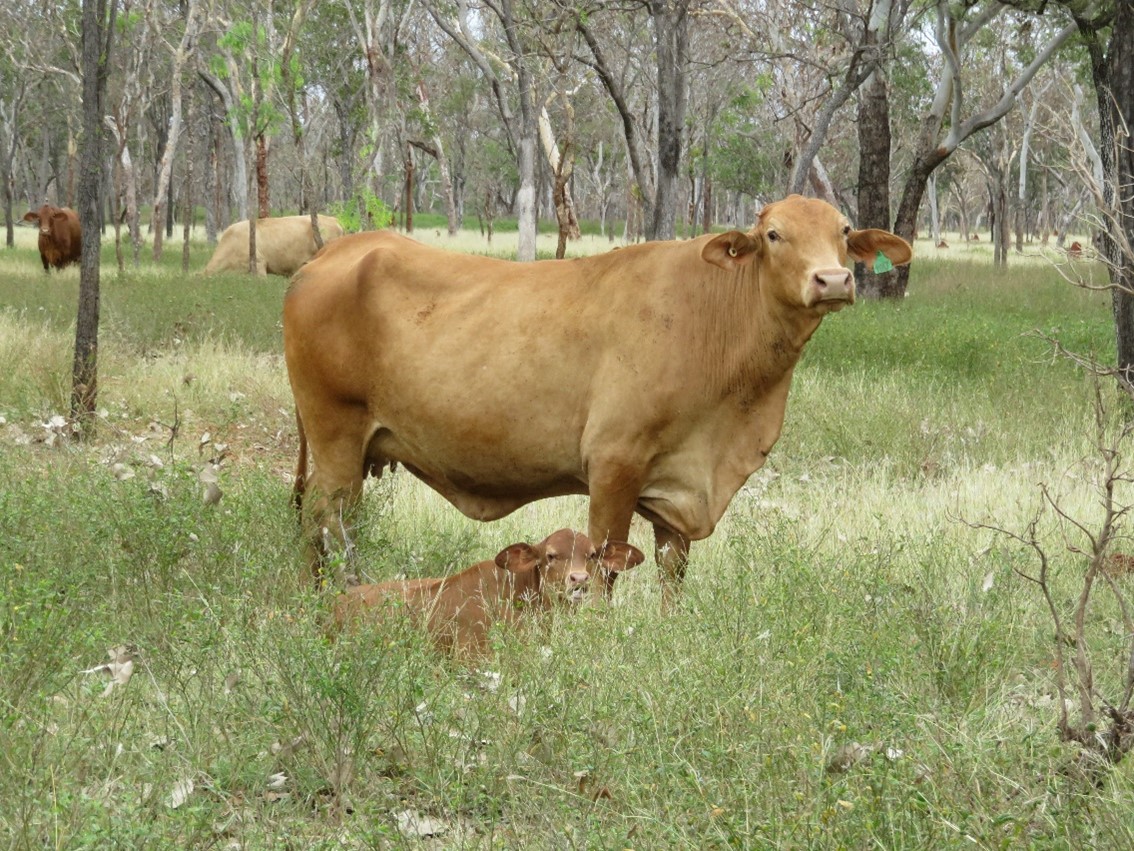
<box><xmin>149</xmin><ymin>0</ymin><xmax>203</xmax><ymax>261</ymax></box>
<box><xmin>520</xmin><ymin>0</ymin><xmax>587</xmax><ymax>255</ymax></box>
<box><xmin>575</xmin><ymin>5</ymin><xmax>656</xmax><ymax>237</ymax></box>
<box><xmin>880</xmin><ymin>1</ymin><xmax>1075</xmax><ymax>297</ymax></box>
<box><xmin>73</xmin><ymin>0</ymin><xmax>116</xmax><ymax>424</ymax></box>
<box><xmin>106</xmin><ymin>0</ymin><xmax>160</xmax><ymax>268</ymax></box>
<box><xmin>0</xmin><ymin>2</ymin><xmax>33</xmax><ymax>247</ymax></box>
<box><xmin>1055</xmin><ymin>0</ymin><xmax>1134</xmax><ymax>386</ymax></box>
<box><xmin>577</xmin><ymin>0</ymin><xmax>690</xmax><ymax>241</ymax></box>
<box><xmin>396</xmin><ymin>11</ymin><xmax>463</xmax><ymax>235</ymax></box>
<box><xmin>427</xmin><ymin>0</ymin><xmax>539</xmax><ymax>259</ymax></box>
<box><xmin>7</xmin><ymin>1</ymin><xmax>84</xmax><ymax>211</ymax></box>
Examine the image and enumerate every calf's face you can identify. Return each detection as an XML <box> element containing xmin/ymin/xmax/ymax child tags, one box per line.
<box><xmin>23</xmin><ymin>205</ymin><xmax>67</xmax><ymax>238</ymax></box>
<box><xmin>495</xmin><ymin>529</ymin><xmax>645</xmax><ymax>607</ymax></box>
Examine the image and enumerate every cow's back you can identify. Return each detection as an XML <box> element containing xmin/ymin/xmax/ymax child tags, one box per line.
<box><xmin>262</xmin><ymin>215</ymin><xmax>344</xmax><ymax>276</ymax></box>
<box><xmin>205</xmin><ymin>215</ymin><xmax>343</xmax><ymax>275</ymax></box>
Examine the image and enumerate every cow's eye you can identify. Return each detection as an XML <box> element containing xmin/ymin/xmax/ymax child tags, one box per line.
<box><xmin>546</xmin><ymin>552</ymin><xmax>559</xmax><ymax>561</ymax></box>
<box><xmin>766</xmin><ymin>230</ymin><xmax>779</xmax><ymax>242</ymax></box>
<box><xmin>842</xmin><ymin>225</ymin><xmax>851</xmax><ymax>236</ymax></box>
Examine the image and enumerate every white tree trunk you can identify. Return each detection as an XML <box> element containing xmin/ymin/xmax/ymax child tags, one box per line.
<box><xmin>516</xmin><ymin>133</ymin><xmax>537</xmax><ymax>261</ymax></box>
<box><xmin>151</xmin><ymin>0</ymin><xmax>201</xmax><ymax>260</ymax></box>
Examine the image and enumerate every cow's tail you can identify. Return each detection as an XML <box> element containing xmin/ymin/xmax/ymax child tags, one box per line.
<box><xmin>292</xmin><ymin>408</ymin><xmax>308</xmax><ymax>516</ymax></box>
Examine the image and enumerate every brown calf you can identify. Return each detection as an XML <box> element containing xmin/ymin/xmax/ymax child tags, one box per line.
<box><xmin>23</xmin><ymin>204</ymin><xmax>82</xmax><ymax>272</ymax></box>
<box><xmin>332</xmin><ymin>529</ymin><xmax>644</xmax><ymax>656</ymax></box>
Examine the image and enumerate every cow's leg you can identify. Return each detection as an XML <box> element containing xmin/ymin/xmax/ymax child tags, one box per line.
<box><xmin>587</xmin><ymin>462</ymin><xmax>643</xmax><ymax>598</ymax></box>
<box><xmin>653</xmin><ymin>524</ymin><xmax>691</xmax><ymax>610</ymax></box>
<box><xmin>300</xmin><ymin>437</ymin><xmax>367</xmax><ymax>587</ymax></box>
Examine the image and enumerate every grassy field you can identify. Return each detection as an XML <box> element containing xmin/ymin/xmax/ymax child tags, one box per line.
<box><xmin>2</xmin><ymin>221</ymin><xmax>1132</xmax><ymax>848</ymax></box>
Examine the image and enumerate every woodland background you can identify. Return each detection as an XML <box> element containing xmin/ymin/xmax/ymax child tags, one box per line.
<box><xmin>0</xmin><ymin>0</ymin><xmax>1114</xmax><ymax>288</ymax></box>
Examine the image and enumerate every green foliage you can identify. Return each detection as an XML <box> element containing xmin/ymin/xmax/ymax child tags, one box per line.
<box><xmin>211</xmin><ymin>20</ymin><xmax>289</xmax><ymax>138</ymax></box>
<box><xmin>326</xmin><ymin>188</ymin><xmax>394</xmax><ymax>233</ymax></box>
<box><xmin>708</xmin><ymin>84</ymin><xmax>788</xmax><ymax>197</ymax></box>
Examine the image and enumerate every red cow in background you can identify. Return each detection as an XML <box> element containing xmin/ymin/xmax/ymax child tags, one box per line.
<box><xmin>23</xmin><ymin>204</ymin><xmax>82</xmax><ymax>272</ymax></box>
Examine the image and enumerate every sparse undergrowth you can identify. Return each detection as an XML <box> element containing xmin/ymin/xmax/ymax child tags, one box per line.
<box><xmin>2</xmin><ymin>235</ymin><xmax>1132</xmax><ymax>847</ymax></box>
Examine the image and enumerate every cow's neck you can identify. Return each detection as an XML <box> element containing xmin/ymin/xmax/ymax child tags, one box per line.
<box><xmin>499</xmin><ymin>568</ymin><xmax>542</xmax><ymax>608</ymax></box>
<box><xmin>703</xmin><ymin>265</ymin><xmax>823</xmax><ymax>404</ymax></box>
<box><xmin>703</xmin><ymin>265</ymin><xmax>825</xmax><ymax>501</ymax></box>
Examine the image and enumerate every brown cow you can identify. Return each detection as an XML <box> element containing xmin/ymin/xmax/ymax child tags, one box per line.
<box><xmin>23</xmin><ymin>205</ymin><xmax>82</xmax><ymax>272</ymax></box>
<box><xmin>204</xmin><ymin>215</ymin><xmax>344</xmax><ymax>276</ymax></box>
<box><xmin>284</xmin><ymin>194</ymin><xmax>912</xmax><ymax>603</ymax></box>
<box><xmin>331</xmin><ymin>529</ymin><xmax>644</xmax><ymax>656</ymax></box>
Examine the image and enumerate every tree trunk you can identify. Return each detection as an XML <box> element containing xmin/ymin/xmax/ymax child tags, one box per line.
<box><xmin>182</xmin><ymin>78</ymin><xmax>194</xmax><ymax>273</ymax></box>
<box><xmin>855</xmin><ymin>68</ymin><xmax>895</xmax><ymax>299</ymax></box>
<box><xmin>702</xmin><ymin>170</ymin><xmax>712</xmax><ymax>234</ymax></box>
<box><xmin>1098</xmin><ymin>3</ymin><xmax>1134</xmax><ymax>385</ymax></box>
<box><xmin>404</xmin><ymin>145</ymin><xmax>414</xmax><ymax>233</ymax></box>
<box><xmin>106</xmin><ymin>120</ymin><xmax>125</xmax><ymax>272</ymax></box>
<box><xmin>73</xmin><ymin>0</ymin><xmax>114</xmax><ymax>425</ymax></box>
<box><xmin>205</xmin><ymin>114</ymin><xmax>219</xmax><ymax>242</ymax></box>
<box><xmin>649</xmin><ymin>0</ymin><xmax>689</xmax><ymax>241</ymax></box>
<box><xmin>577</xmin><ymin>18</ymin><xmax>656</xmax><ymax>232</ymax></box>
<box><xmin>928</xmin><ymin>172</ymin><xmax>941</xmax><ymax>244</ymax></box>
<box><xmin>1</xmin><ymin>81</ymin><xmax>27</xmax><ymax>249</ymax></box>
<box><xmin>199</xmin><ymin>68</ymin><xmax>248</xmax><ymax>223</ymax></box>
<box><xmin>990</xmin><ymin>172</ymin><xmax>1009</xmax><ymax>267</ymax></box>
<box><xmin>255</xmin><ymin>134</ymin><xmax>270</xmax><ymax>218</ymax></box>
<box><xmin>151</xmin><ymin>1</ymin><xmax>200</xmax><ymax>262</ymax></box>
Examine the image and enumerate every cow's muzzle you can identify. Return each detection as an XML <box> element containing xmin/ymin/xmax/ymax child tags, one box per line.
<box><xmin>566</xmin><ymin>570</ymin><xmax>591</xmax><ymax>604</ymax></box>
<box><xmin>810</xmin><ymin>268</ymin><xmax>855</xmax><ymax>309</ymax></box>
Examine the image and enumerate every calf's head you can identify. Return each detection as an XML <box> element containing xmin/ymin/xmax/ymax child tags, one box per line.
<box><xmin>702</xmin><ymin>194</ymin><xmax>912</xmax><ymax>314</ymax></box>
<box><xmin>495</xmin><ymin>529</ymin><xmax>644</xmax><ymax>607</ymax></box>
<box><xmin>23</xmin><ymin>204</ymin><xmax>65</xmax><ymax>237</ymax></box>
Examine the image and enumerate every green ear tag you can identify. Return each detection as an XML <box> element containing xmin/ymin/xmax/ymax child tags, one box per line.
<box><xmin>873</xmin><ymin>250</ymin><xmax>894</xmax><ymax>274</ymax></box>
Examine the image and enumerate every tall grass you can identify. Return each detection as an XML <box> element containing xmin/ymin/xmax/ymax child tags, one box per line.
<box><xmin>1</xmin><ymin>230</ymin><xmax>1131</xmax><ymax>847</ymax></box>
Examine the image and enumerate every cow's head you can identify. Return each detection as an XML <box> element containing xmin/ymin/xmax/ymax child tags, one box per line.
<box><xmin>22</xmin><ymin>204</ymin><xmax>63</xmax><ymax>237</ymax></box>
<box><xmin>701</xmin><ymin>194</ymin><xmax>912</xmax><ymax>314</ymax></box>
<box><xmin>495</xmin><ymin>529</ymin><xmax>644</xmax><ymax>607</ymax></box>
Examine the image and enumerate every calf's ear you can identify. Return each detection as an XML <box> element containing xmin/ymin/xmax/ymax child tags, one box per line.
<box><xmin>702</xmin><ymin>231</ymin><xmax>759</xmax><ymax>271</ymax></box>
<box><xmin>495</xmin><ymin>543</ymin><xmax>541</xmax><ymax>573</ymax></box>
<box><xmin>848</xmin><ymin>229</ymin><xmax>912</xmax><ymax>267</ymax></box>
<box><xmin>22</xmin><ymin>211</ymin><xmax>39</xmax><ymax>224</ymax></box>
<box><xmin>599</xmin><ymin>541</ymin><xmax>645</xmax><ymax>574</ymax></box>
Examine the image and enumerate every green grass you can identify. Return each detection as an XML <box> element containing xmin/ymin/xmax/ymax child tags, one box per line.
<box><xmin>2</xmin><ymin>230</ymin><xmax>1134</xmax><ymax>847</ymax></box>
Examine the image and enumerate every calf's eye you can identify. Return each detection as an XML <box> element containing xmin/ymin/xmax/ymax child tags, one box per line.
<box><xmin>767</xmin><ymin>230</ymin><xmax>779</xmax><ymax>242</ymax></box>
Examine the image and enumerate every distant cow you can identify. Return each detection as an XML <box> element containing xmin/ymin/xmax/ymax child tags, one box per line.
<box><xmin>331</xmin><ymin>529</ymin><xmax>644</xmax><ymax>655</ymax></box>
<box><xmin>285</xmin><ymin>194</ymin><xmax>912</xmax><ymax>604</ymax></box>
<box><xmin>936</xmin><ymin>240</ymin><xmax>949</xmax><ymax>249</ymax></box>
<box><xmin>204</xmin><ymin>215</ymin><xmax>344</xmax><ymax>276</ymax></box>
<box><xmin>23</xmin><ymin>205</ymin><xmax>81</xmax><ymax>272</ymax></box>
<box><xmin>1068</xmin><ymin>241</ymin><xmax>1083</xmax><ymax>259</ymax></box>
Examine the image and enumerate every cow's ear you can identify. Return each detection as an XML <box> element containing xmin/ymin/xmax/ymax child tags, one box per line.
<box><xmin>22</xmin><ymin>211</ymin><xmax>38</xmax><ymax>223</ymax></box>
<box><xmin>598</xmin><ymin>541</ymin><xmax>645</xmax><ymax>574</ymax></box>
<box><xmin>848</xmin><ymin>229</ymin><xmax>913</xmax><ymax>267</ymax></box>
<box><xmin>495</xmin><ymin>543</ymin><xmax>540</xmax><ymax>573</ymax></box>
<box><xmin>702</xmin><ymin>231</ymin><xmax>759</xmax><ymax>270</ymax></box>
<box><xmin>51</xmin><ymin>210</ymin><xmax>70</xmax><ymax>222</ymax></box>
